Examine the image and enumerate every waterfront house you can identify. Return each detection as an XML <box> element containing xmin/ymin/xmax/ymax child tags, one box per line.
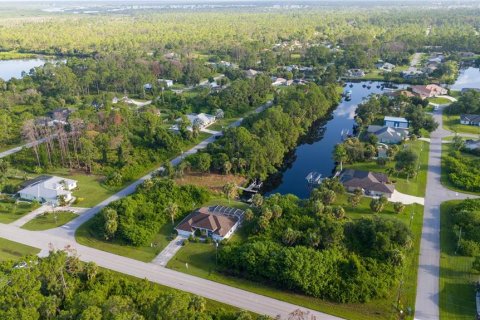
<box><xmin>172</xmin><ymin>113</ymin><xmax>216</xmax><ymax>131</ymax></box>
<box><xmin>367</xmin><ymin>125</ymin><xmax>409</xmax><ymax>144</ymax></box>
<box><xmin>412</xmin><ymin>84</ymin><xmax>448</xmax><ymax>99</ymax></box>
<box><xmin>175</xmin><ymin>206</ymin><xmax>245</xmax><ymax>241</ymax></box>
<box><xmin>384</xmin><ymin>116</ymin><xmax>409</xmax><ymax>128</ymax></box>
<box><xmin>339</xmin><ymin>169</ymin><xmax>395</xmax><ymax>198</ymax></box>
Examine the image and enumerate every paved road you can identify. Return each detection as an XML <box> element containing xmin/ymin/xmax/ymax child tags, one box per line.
<box><xmin>0</xmin><ymin>138</ymin><xmax>47</xmax><ymax>159</ymax></box>
<box><xmin>414</xmin><ymin>106</ymin><xmax>478</xmax><ymax>320</ymax></box>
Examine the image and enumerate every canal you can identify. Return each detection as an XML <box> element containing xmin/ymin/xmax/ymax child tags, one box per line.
<box><xmin>265</xmin><ymin>81</ymin><xmax>394</xmax><ymax>198</ymax></box>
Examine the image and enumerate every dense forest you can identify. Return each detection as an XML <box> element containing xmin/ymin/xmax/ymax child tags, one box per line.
<box><xmin>0</xmin><ymin>249</ymin><xmax>268</xmax><ymax>320</ymax></box>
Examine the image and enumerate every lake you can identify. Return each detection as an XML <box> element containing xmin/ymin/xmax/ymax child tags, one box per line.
<box><xmin>450</xmin><ymin>67</ymin><xmax>480</xmax><ymax>91</ymax></box>
<box><xmin>265</xmin><ymin>81</ymin><xmax>400</xmax><ymax>198</ymax></box>
<box><xmin>0</xmin><ymin>59</ymin><xmax>48</xmax><ymax>81</ymax></box>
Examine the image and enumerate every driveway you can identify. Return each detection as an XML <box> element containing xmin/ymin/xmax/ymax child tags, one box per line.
<box><xmin>152</xmin><ymin>235</ymin><xmax>187</xmax><ymax>267</ymax></box>
<box><xmin>11</xmin><ymin>205</ymin><xmax>88</xmax><ymax>228</ymax></box>
<box><xmin>389</xmin><ymin>190</ymin><xmax>424</xmax><ymax>205</ymax></box>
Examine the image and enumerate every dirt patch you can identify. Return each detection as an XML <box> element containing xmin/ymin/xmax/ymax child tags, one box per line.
<box><xmin>175</xmin><ymin>172</ymin><xmax>246</xmax><ymax>195</ymax></box>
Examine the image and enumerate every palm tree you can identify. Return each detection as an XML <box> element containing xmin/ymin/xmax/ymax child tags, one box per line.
<box><xmin>166</xmin><ymin>202</ymin><xmax>179</xmax><ymax>225</ymax></box>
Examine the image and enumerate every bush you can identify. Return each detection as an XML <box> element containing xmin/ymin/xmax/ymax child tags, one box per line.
<box><xmin>459</xmin><ymin>239</ymin><xmax>480</xmax><ymax>257</ymax></box>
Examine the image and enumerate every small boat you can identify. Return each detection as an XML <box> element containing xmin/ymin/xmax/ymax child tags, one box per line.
<box><xmin>367</xmin><ymin>86</ymin><xmax>371</xmax><ymax>89</ymax></box>
<box><xmin>362</xmin><ymin>84</ymin><xmax>366</xmax><ymax>88</ymax></box>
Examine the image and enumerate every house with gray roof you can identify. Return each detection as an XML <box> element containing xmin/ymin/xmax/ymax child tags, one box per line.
<box><xmin>460</xmin><ymin>114</ymin><xmax>480</xmax><ymax>126</ymax></box>
<box><xmin>339</xmin><ymin>169</ymin><xmax>395</xmax><ymax>198</ymax></box>
<box><xmin>367</xmin><ymin>125</ymin><xmax>409</xmax><ymax>144</ymax></box>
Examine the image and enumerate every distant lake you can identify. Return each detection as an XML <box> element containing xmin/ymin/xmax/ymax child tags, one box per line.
<box><xmin>0</xmin><ymin>59</ymin><xmax>48</xmax><ymax>81</ymax></box>
<box><xmin>450</xmin><ymin>67</ymin><xmax>480</xmax><ymax>91</ymax></box>
<box><xmin>265</xmin><ymin>81</ymin><xmax>407</xmax><ymax>198</ymax></box>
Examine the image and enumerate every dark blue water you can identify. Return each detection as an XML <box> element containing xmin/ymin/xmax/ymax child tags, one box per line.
<box><xmin>0</xmin><ymin>59</ymin><xmax>48</xmax><ymax>81</ymax></box>
<box><xmin>266</xmin><ymin>81</ymin><xmax>401</xmax><ymax>198</ymax></box>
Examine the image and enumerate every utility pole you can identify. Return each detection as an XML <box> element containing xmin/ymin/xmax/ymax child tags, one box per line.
<box><xmin>455</xmin><ymin>227</ymin><xmax>462</xmax><ymax>255</ymax></box>
<box><xmin>409</xmin><ymin>205</ymin><xmax>415</xmax><ymax>228</ymax></box>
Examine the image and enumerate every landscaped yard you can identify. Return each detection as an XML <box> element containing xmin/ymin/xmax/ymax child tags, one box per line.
<box><xmin>0</xmin><ymin>237</ymin><xmax>39</xmax><ymax>262</ymax></box>
<box><xmin>208</xmin><ymin>118</ymin><xmax>240</xmax><ymax>131</ymax></box>
<box><xmin>167</xmin><ymin>195</ymin><xmax>425</xmax><ymax>320</ymax></box>
<box><xmin>22</xmin><ymin>211</ymin><xmax>78</xmax><ymax>231</ymax></box>
<box><xmin>439</xmin><ymin>201</ymin><xmax>478</xmax><ymax>320</ymax></box>
<box><xmin>443</xmin><ymin>114</ymin><xmax>480</xmax><ymax>135</ymax></box>
<box><xmin>0</xmin><ymin>200</ymin><xmax>39</xmax><ymax>224</ymax></box>
<box><xmin>345</xmin><ymin>140</ymin><xmax>429</xmax><ymax>197</ymax></box>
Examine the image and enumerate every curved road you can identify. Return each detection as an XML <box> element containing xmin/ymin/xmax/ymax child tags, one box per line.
<box><xmin>414</xmin><ymin>106</ymin><xmax>478</xmax><ymax>320</ymax></box>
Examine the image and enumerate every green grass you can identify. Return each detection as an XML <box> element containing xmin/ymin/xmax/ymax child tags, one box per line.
<box><xmin>428</xmin><ymin>97</ymin><xmax>452</xmax><ymax>105</ymax></box>
<box><xmin>0</xmin><ymin>237</ymin><xmax>39</xmax><ymax>262</ymax></box>
<box><xmin>76</xmin><ymin>219</ymin><xmax>176</xmax><ymax>262</ymax></box>
<box><xmin>439</xmin><ymin>201</ymin><xmax>478</xmax><ymax>320</ymax></box>
<box><xmin>0</xmin><ymin>200</ymin><xmax>39</xmax><ymax>224</ymax></box>
<box><xmin>345</xmin><ymin>140</ymin><xmax>429</xmax><ymax>197</ymax></box>
<box><xmin>440</xmin><ymin>142</ymin><xmax>480</xmax><ymax>196</ymax></box>
<box><xmin>22</xmin><ymin>211</ymin><xmax>78</xmax><ymax>231</ymax></box>
<box><xmin>443</xmin><ymin>114</ymin><xmax>480</xmax><ymax>136</ymax></box>
<box><xmin>0</xmin><ymin>51</ymin><xmax>37</xmax><ymax>60</ymax></box>
<box><xmin>208</xmin><ymin>118</ymin><xmax>240</xmax><ymax>131</ymax></box>
<box><xmin>168</xmin><ymin>195</ymin><xmax>424</xmax><ymax>320</ymax></box>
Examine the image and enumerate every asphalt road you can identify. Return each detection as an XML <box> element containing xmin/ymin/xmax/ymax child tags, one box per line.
<box><xmin>414</xmin><ymin>106</ymin><xmax>478</xmax><ymax>320</ymax></box>
<box><xmin>0</xmin><ymin>138</ymin><xmax>47</xmax><ymax>159</ymax></box>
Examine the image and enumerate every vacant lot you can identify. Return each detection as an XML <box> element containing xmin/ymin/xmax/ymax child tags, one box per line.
<box><xmin>0</xmin><ymin>200</ymin><xmax>39</xmax><ymax>224</ymax></box>
<box><xmin>443</xmin><ymin>114</ymin><xmax>480</xmax><ymax>135</ymax></box>
<box><xmin>439</xmin><ymin>201</ymin><xmax>478</xmax><ymax>320</ymax></box>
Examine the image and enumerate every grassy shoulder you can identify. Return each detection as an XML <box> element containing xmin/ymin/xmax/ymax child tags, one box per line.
<box><xmin>0</xmin><ymin>200</ymin><xmax>39</xmax><ymax>224</ymax></box>
<box><xmin>443</xmin><ymin>114</ymin><xmax>480</xmax><ymax>135</ymax></box>
<box><xmin>345</xmin><ymin>140</ymin><xmax>429</xmax><ymax>197</ymax></box>
<box><xmin>439</xmin><ymin>201</ymin><xmax>478</xmax><ymax>320</ymax></box>
<box><xmin>0</xmin><ymin>237</ymin><xmax>39</xmax><ymax>262</ymax></box>
<box><xmin>22</xmin><ymin>211</ymin><xmax>78</xmax><ymax>231</ymax></box>
<box><xmin>167</xmin><ymin>195</ymin><xmax>424</xmax><ymax>320</ymax></box>
<box><xmin>440</xmin><ymin>142</ymin><xmax>480</xmax><ymax>196</ymax></box>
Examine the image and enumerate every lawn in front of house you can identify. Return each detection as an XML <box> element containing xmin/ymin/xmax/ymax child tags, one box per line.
<box><xmin>439</xmin><ymin>201</ymin><xmax>478</xmax><ymax>320</ymax></box>
<box><xmin>345</xmin><ymin>140</ymin><xmax>429</xmax><ymax>197</ymax></box>
<box><xmin>443</xmin><ymin>114</ymin><xmax>480</xmax><ymax>135</ymax></box>
<box><xmin>428</xmin><ymin>97</ymin><xmax>453</xmax><ymax>105</ymax></box>
<box><xmin>0</xmin><ymin>200</ymin><xmax>40</xmax><ymax>224</ymax></box>
<box><xmin>0</xmin><ymin>237</ymin><xmax>39</xmax><ymax>262</ymax></box>
<box><xmin>208</xmin><ymin>118</ymin><xmax>240</xmax><ymax>131</ymax></box>
<box><xmin>167</xmin><ymin>194</ymin><xmax>425</xmax><ymax>320</ymax></box>
<box><xmin>22</xmin><ymin>211</ymin><xmax>78</xmax><ymax>231</ymax></box>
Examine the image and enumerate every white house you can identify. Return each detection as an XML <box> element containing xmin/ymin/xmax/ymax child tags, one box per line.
<box><xmin>18</xmin><ymin>176</ymin><xmax>77</xmax><ymax>205</ymax></box>
<box><xmin>175</xmin><ymin>206</ymin><xmax>244</xmax><ymax>241</ymax></box>
<box><xmin>158</xmin><ymin>79</ymin><xmax>174</xmax><ymax>87</ymax></box>
<box><xmin>172</xmin><ymin>113</ymin><xmax>216</xmax><ymax>131</ymax></box>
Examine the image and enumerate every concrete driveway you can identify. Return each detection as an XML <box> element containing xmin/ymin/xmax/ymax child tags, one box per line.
<box><xmin>152</xmin><ymin>235</ymin><xmax>187</xmax><ymax>267</ymax></box>
<box><xmin>389</xmin><ymin>190</ymin><xmax>424</xmax><ymax>205</ymax></box>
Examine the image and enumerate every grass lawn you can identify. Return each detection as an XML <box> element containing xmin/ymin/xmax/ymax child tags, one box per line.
<box><xmin>175</xmin><ymin>172</ymin><xmax>246</xmax><ymax>195</ymax></box>
<box><xmin>440</xmin><ymin>142</ymin><xmax>480</xmax><ymax>196</ymax></box>
<box><xmin>345</xmin><ymin>140</ymin><xmax>429</xmax><ymax>197</ymax></box>
<box><xmin>168</xmin><ymin>194</ymin><xmax>425</xmax><ymax>320</ymax></box>
<box><xmin>0</xmin><ymin>200</ymin><xmax>39</xmax><ymax>224</ymax></box>
<box><xmin>428</xmin><ymin>97</ymin><xmax>452</xmax><ymax>105</ymax></box>
<box><xmin>439</xmin><ymin>201</ymin><xmax>478</xmax><ymax>320</ymax></box>
<box><xmin>76</xmin><ymin>219</ymin><xmax>176</xmax><ymax>262</ymax></box>
<box><xmin>0</xmin><ymin>237</ymin><xmax>39</xmax><ymax>262</ymax></box>
<box><xmin>22</xmin><ymin>211</ymin><xmax>78</xmax><ymax>231</ymax></box>
<box><xmin>443</xmin><ymin>114</ymin><xmax>480</xmax><ymax>136</ymax></box>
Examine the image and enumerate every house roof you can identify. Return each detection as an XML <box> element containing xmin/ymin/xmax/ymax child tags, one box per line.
<box><xmin>460</xmin><ymin>114</ymin><xmax>480</xmax><ymax>123</ymax></box>
<box><xmin>18</xmin><ymin>176</ymin><xmax>77</xmax><ymax>201</ymax></box>
<box><xmin>339</xmin><ymin>169</ymin><xmax>395</xmax><ymax>194</ymax></box>
<box><xmin>176</xmin><ymin>206</ymin><xmax>244</xmax><ymax>237</ymax></box>
<box><xmin>384</xmin><ymin>116</ymin><xmax>408</xmax><ymax>123</ymax></box>
<box><xmin>372</xmin><ymin>126</ymin><xmax>409</xmax><ymax>140</ymax></box>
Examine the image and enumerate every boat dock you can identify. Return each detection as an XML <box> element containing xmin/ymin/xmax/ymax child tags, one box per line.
<box><xmin>238</xmin><ymin>180</ymin><xmax>263</xmax><ymax>193</ymax></box>
<box><xmin>306</xmin><ymin>172</ymin><xmax>323</xmax><ymax>186</ymax></box>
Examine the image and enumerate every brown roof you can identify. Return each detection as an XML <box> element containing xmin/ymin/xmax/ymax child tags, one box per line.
<box><xmin>176</xmin><ymin>207</ymin><xmax>239</xmax><ymax>237</ymax></box>
<box><xmin>339</xmin><ymin>169</ymin><xmax>395</xmax><ymax>194</ymax></box>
